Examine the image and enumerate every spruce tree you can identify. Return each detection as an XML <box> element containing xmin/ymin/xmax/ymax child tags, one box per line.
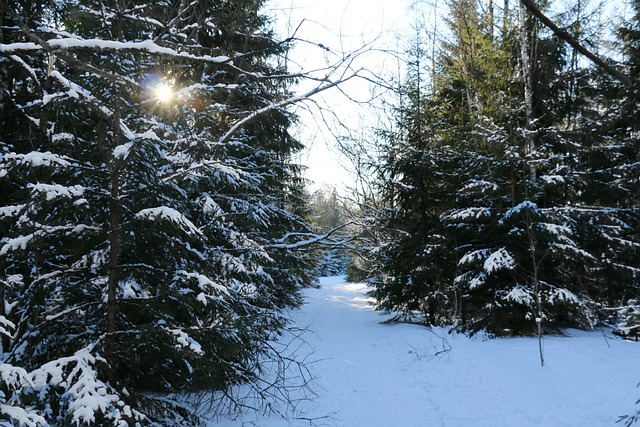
<box><xmin>366</xmin><ymin>32</ymin><xmax>462</xmax><ymax>324</ymax></box>
<box><xmin>0</xmin><ymin>0</ymin><xmax>314</xmax><ymax>424</ymax></box>
<box><xmin>365</xmin><ymin>0</ymin><xmax>633</xmax><ymax>337</ymax></box>
<box><xmin>598</xmin><ymin>0</ymin><xmax>640</xmax><ymax>337</ymax></box>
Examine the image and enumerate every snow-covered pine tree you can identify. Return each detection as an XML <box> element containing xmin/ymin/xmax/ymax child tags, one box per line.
<box><xmin>368</xmin><ymin>0</ymin><xmax>523</xmax><ymax>328</ymax></box>
<box><xmin>448</xmin><ymin>1</ymin><xmax>607</xmax><ymax>337</ymax></box>
<box><xmin>308</xmin><ymin>188</ymin><xmax>350</xmax><ymax>277</ymax></box>
<box><xmin>365</xmin><ymin>26</ymin><xmax>464</xmax><ymax>325</ymax></box>
<box><xmin>593</xmin><ymin>0</ymin><xmax>640</xmax><ymax>339</ymax></box>
<box><xmin>0</xmin><ymin>0</ymin><xmax>314</xmax><ymax>424</ymax></box>
<box><xmin>365</xmin><ymin>0</ymin><xmax>629</xmax><ymax>337</ymax></box>
<box><xmin>441</xmin><ymin>0</ymin><xmax>637</xmax><ymax>337</ymax></box>
<box><xmin>450</xmin><ymin>201</ymin><xmax>598</xmax><ymax>336</ymax></box>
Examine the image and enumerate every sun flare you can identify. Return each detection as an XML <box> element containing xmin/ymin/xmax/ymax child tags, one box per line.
<box><xmin>155</xmin><ymin>83</ymin><xmax>173</xmax><ymax>103</ymax></box>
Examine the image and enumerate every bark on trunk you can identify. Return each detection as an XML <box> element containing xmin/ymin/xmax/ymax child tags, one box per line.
<box><xmin>525</xmin><ymin>210</ymin><xmax>544</xmax><ymax>367</ymax></box>
<box><xmin>488</xmin><ymin>0</ymin><xmax>494</xmax><ymax>40</ymax></box>
<box><xmin>105</xmin><ymin>0</ymin><xmax>125</xmax><ymax>382</ymax></box>
<box><xmin>105</xmin><ymin>170</ymin><xmax>121</xmax><ymax>370</ymax></box>
<box><xmin>518</xmin><ymin>0</ymin><xmax>536</xmax><ymax>184</ymax></box>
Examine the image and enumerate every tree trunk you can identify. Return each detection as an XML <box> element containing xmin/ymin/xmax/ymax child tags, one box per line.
<box><xmin>510</xmin><ymin>158</ymin><xmax>517</xmax><ymax>207</ymax></box>
<box><xmin>518</xmin><ymin>0</ymin><xmax>536</xmax><ymax>183</ymax></box>
<box><xmin>105</xmin><ymin>168</ymin><xmax>121</xmax><ymax>377</ymax></box>
<box><xmin>503</xmin><ymin>0</ymin><xmax>509</xmax><ymax>39</ymax></box>
<box><xmin>105</xmin><ymin>0</ymin><xmax>125</xmax><ymax>382</ymax></box>
<box><xmin>488</xmin><ymin>0</ymin><xmax>494</xmax><ymax>40</ymax></box>
<box><xmin>525</xmin><ymin>209</ymin><xmax>544</xmax><ymax>367</ymax></box>
<box><xmin>532</xmin><ymin>251</ymin><xmax>544</xmax><ymax>367</ymax></box>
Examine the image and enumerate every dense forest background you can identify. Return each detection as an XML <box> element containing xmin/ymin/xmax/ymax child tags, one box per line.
<box><xmin>0</xmin><ymin>0</ymin><xmax>638</xmax><ymax>425</ymax></box>
<box><xmin>344</xmin><ymin>0</ymin><xmax>639</xmax><ymax>340</ymax></box>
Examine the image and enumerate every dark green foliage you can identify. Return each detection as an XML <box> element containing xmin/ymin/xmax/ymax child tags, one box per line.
<box><xmin>449</xmin><ymin>201</ymin><xmax>597</xmax><ymax>335</ymax></box>
<box><xmin>365</xmin><ymin>0</ymin><xmax>640</xmax><ymax>337</ymax></box>
<box><xmin>0</xmin><ymin>0</ymin><xmax>314</xmax><ymax>424</ymax></box>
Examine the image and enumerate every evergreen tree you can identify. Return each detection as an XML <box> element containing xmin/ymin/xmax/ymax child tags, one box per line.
<box><xmin>366</xmin><ymin>29</ymin><xmax>463</xmax><ymax>324</ymax></box>
<box><xmin>598</xmin><ymin>0</ymin><xmax>640</xmax><ymax>337</ymax></box>
<box><xmin>309</xmin><ymin>187</ymin><xmax>349</xmax><ymax>277</ymax></box>
<box><xmin>0</xmin><ymin>0</ymin><xmax>314</xmax><ymax>424</ymax></box>
<box><xmin>365</xmin><ymin>0</ymin><xmax>637</xmax><ymax>338</ymax></box>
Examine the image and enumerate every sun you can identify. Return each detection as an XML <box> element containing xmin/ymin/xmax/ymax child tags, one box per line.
<box><xmin>155</xmin><ymin>83</ymin><xmax>173</xmax><ymax>103</ymax></box>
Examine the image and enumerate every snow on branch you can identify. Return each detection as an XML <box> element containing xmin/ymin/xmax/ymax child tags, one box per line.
<box><xmin>270</xmin><ymin>222</ymin><xmax>356</xmax><ymax>250</ymax></box>
<box><xmin>1</xmin><ymin>151</ymin><xmax>72</xmax><ymax>168</ymax></box>
<box><xmin>500</xmin><ymin>200</ymin><xmax>539</xmax><ymax>223</ymax></box>
<box><xmin>27</xmin><ymin>183</ymin><xmax>85</xmax><ymax>201</ymax></box>
<box><xmin>168</xmin><ymin>328</ymin><xmax>204</xmax><ymax>355</ymax></box>
<box><xmin>0</xmin><ymin>205</ymin><xmax>25</xmax><ymax>219</ymax></box>
<box><xmin>48</xmin><ymin>70</ymin><xmax>116</xmax><ymax>119</ymax></box>
<box><xmin>136</xmin><ymin>206</ymin><xmax>203</xmax><ymax>237</ymax></box>
<box><xmin>503</xmin><ymin>286</ymin><xmax>535</xmax><ymax>306</ymax></box>
<box><xmin>458</xmin><ymin>248</ymin><xmax>492</xmax><ymax>266</ymax></box>
<box><xmin>0</xmin><ymin>346</ymin><xmax>144</xmax><ymax>426</ymax></box>
<box><xmin>0</xmin><ymin>234</ymin><xmax>38</xmax><ymax>255</ymax></box>
<box><xmin>483</xmin><ymin>248</ymin><xmax>516</xmax><ymax>274</ymax></box>
<box><xmin>179</xmin><ymin>270</ymin><xmax>230</xmax><ymax>304</ymax></box>
<box><xmin>546</xmin><ymin>287</ymin><xmax>581</xmax><ymax>305</ymax></box>
<box><xmin>443</xmin><ymin>207</ymin><xmax>492</xmax><ymax>222</ymax></box>
<box><xmin>0</xmin><ymin>404</ymin><xmax>46</xmax><ymax>427</ymax></box>
<box><xmin>0</xmin><ymin>315</ymin><xmax>15</xmax><ymax>339</ymax></box>
<box><xmin>457</xmin><ymin>247</ymin><xmax>515</xmax><ymax>273</ymax></box>
<box><xmin>0</xmin><ymin>38</ymin><xmax>231</xmax><ymax>64</ymax></box>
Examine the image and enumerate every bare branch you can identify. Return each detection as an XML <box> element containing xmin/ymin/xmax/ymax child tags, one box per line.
<box><xmin>271</xmin><ymin>221</ymin><xmax>356</xmax><ymax>249</ymax></box>
<box><xmin>219</xmin><ymin>71</ymin><xmax>361</xmax><ymax>143</ymax></box>
<box><xmin>520</xmin><ymin>0</ymin><xmax>630</xmax><ymax>85</ymax></box>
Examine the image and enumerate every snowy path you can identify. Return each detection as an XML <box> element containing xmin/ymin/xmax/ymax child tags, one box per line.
<box><xmin>223</xmin><ymin>276</ymin><xmax>640</xmax><ymax>426</ymax></box>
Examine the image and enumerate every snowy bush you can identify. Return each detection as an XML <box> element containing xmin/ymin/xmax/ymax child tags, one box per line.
<box><xmin>615</xmin><ymin>300</ymin><xmax>640</xmax><ymax>341</ymax></box>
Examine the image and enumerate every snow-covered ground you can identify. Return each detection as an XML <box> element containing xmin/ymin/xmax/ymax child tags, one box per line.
<box><xmin>218</xmin><ymin>276</ymin><xmax>640</xmax><ymax>426</ymax></box>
